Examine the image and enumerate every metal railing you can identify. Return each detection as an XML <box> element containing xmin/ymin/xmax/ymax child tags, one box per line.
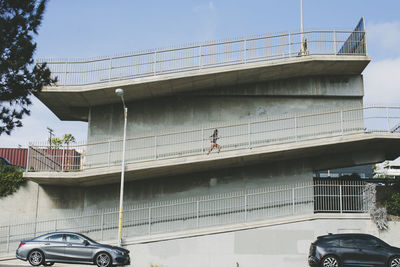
<box><xmin>0</xmin><ymin>180</ymin><xmax>370</xmax><ymax>255</ymax></box>
<box><xmin>26</xmin><ymin>106</ymin><xmax>400</xmax><ymax>173</ymax></box>
<box><xmin>37</xmin><ymin>29</ymin><xmax>366</xmax><ymax>86</ymax></box>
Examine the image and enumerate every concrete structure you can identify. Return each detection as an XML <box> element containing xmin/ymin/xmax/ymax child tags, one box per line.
<box><xmin>4</xmin><ymin>215</ymin><xmax>400</xmax><ymax>267</ymax></box>
<box><xmin>2</xmin><ymin>18</ymin><xmax>400</xmax><ymax>266</ymax></box>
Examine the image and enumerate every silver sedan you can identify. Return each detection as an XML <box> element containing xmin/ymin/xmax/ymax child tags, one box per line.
<box><xmin>16</xmin><ymin>232</ymin><xmax>130</xmax><ymax>267</ymax></box>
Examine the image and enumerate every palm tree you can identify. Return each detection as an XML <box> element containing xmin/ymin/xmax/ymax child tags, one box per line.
<box><xmin>62</xmin><ymin>134</ymin><xmax>76</xmax><ymax>149</ymax></box>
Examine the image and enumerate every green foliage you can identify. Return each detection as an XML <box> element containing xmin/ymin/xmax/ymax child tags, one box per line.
<box><xmin>51</xmin><ymin>137</ymin><xmax>63</xmax><ymax>148</ymax></box>
<box><xmin>386</xmin><ymin>193</ymin><xmax>400</xmax><ymax>216</ymax></box>
<box><xmin>0</xmin><ymin>165</ymin><xmax>25</xmax><ymax>198</ymax></box>
<box><xmin>62</xmin><ymin>133</ymin><xmax>76</xmax><ymax>146</ymax></box>
<box><xmin>50</xmin><ymin>133</ymin><xmax>76</xmax><ymax>148</ymax></box>
<box><xmin>0</xmin><ymin>0</ymin><xmax>57</xmax><ymax>135</ymax></box>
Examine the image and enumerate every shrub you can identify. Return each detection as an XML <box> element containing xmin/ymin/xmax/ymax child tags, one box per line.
<box><xmin>0</xmin><ymin>165</ymin><xmax>25</xmax><ymax>198</ymax></box>
<box><xmin>386</xmin><ymin>193</ymin><xmax>400</xmax><ymax>216</ymax></box>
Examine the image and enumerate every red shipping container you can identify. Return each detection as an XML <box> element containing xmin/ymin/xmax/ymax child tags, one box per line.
<box><xmin>0</xmin><ymin>148</ymin><xmax>28</xmax><ymax>168</ymax></box>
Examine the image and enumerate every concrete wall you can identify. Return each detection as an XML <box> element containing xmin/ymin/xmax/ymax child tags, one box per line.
<box><xmin>0</xmin><ymin>159</ymin><xmax>312</xmax><ymax>225</ymax></box>
<box><xmin>88</xmin><ymin>75</ymin><xmax>364</xmax><ymax>142</ymax></box>
<box><xmin>5</xmin><ymin>216</ymin><xmax>400</xmax><ymax>267</ymax></box>
<box><xmin>124</xmin><ymin>217</ymin><xmax>392</xmax><ymax>267</ymax></box>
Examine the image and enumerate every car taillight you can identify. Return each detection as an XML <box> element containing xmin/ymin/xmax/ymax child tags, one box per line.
<box><xmin>18</xmin><ymin>242</ymin><xmax>25</xmax><ymax>249</ymax></box>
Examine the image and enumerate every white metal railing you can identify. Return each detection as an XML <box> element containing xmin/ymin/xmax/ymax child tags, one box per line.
<box><xmin>0</xmin><ymin>180</ymin><xmax>370</xmax><ymax>255</ymax></box>
<box><xmin>37</xmin><ymin>29</ymin><xmax>366</xmax><ymax>86</ymax></box>
<box><xmin>26</xmin><ymin>106</ymin><xmax>400</xmax><ymax>173</ymax></box>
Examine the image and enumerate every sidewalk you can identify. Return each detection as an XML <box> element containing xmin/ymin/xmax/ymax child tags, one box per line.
<box><xmin>0</xmin><ymin>258</ymin><xmax>87</xmax><ymax>266</ymax></box>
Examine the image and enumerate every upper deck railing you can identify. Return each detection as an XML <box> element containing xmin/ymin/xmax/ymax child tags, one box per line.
<box><xmin>37</xmin><ymin>28</ymin><xmax>366</xmax><ymax>87</ymax></box>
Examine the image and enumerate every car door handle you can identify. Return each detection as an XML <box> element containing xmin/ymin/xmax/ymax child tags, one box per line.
<box><xmin>44</xmin><ymin>243</ymin><xmax>50</xmax><ymax>245</ymax></box>
<box><xmin>67</xmin><ymin>243</ymin><xmax>72</xmax><ymax>246</ymax></box>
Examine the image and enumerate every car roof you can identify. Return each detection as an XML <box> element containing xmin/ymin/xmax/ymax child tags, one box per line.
<box><xmin>34</xmin><ymin>232</ymin><xmax>83</xmax><ymax>239</ymax></box>
<box><xmin>318</xmin><ymin>233</ymin><xmax>375</xmax><ymax>239</ymax></box>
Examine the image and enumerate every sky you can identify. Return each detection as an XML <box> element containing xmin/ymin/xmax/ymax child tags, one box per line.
<box><xmin>1</xmin><ymin>0</ymin><xmax>400</xmax><ymax>147</ymax></box>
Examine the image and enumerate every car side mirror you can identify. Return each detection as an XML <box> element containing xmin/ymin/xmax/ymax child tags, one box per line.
<box><xmin>84</xmin><ymin>240</ymin><xmax>89</xmax><ymax>246</ymax></box>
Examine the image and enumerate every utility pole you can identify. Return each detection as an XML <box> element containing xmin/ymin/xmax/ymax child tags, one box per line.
<box><xmin>47</xmin><ymin>127</ymin><xmax>54</xmax><ymax>148</ymax></box>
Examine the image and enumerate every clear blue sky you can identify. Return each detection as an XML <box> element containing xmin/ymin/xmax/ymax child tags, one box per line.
<box><xmin>1</xmin><ymin>0</ymin><xmax>400</xmax><ymax>147</ymax></box>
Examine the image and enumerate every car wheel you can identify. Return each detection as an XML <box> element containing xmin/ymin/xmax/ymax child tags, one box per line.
<box><xmin>43</xmin><ymin>262</ymin><xmax>55</xmax><ymax>266</ymax></box>
<box><xmin>95</xmin><ymin>252</ymin><xmax>112</xmax><ymax>267</ymax></box>
<box><xmin>389</xmin><ymin>256</ymin><xmax>400</xmax><ymax>267</ymax></box>
<box><xmin>321</xmin><ymin>255</ymin><xmax>340</xmax><ymax>267</ymax></box>
<box><xmin>28</xmin><ymin>250</ymin><xmax>44</xmax><ymax>266</ymax></box>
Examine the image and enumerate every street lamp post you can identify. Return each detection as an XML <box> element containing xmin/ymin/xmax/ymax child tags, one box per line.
<box><xmin>115</xmin><ymin>88</ymin><xmax>127</xmax><ymax>247</ymax></box>
<box><xmin>300</xmin><ymin>0</ymin><xmax>304</xmax><ymax>54</ymax></box>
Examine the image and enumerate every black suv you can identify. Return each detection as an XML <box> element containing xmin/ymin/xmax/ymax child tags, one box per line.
<box><xmin>308</xmin><ymin>233</ymin><xmax>400</xmax><ymax>267</ymax></box>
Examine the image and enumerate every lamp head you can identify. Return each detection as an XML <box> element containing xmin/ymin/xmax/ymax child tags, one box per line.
<box><xmin>115</xmin><ymin>88</ymin><xmax>124</xmax><ymax>97</ymax></box>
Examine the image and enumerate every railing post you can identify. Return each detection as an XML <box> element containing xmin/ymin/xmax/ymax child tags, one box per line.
<box><xmin>288</xmin><ymin>33</ymin><xmax>291</xmax><ymax>57</ymax></box>
<box><xmin>292</xmin><ymin>188</ymin><xmax>295</xmax><ymax>215</ymax></box>
<box><xmin>154</xmin><ymin>136</ymin><xmax>157</xmax><ymax>159</ymax></box>
<box><xmin>109</xmin><ymin>58</ymin><xmax>112</xmax><ymax>81</ymax></box>
<box><xmin>340</xmin><ymin>110</ymin><xmax>344</xmax><ymax>135</ymax></box>
<box><xmin>26</xmin><ymin>145</ymin><xmax>31</xmax><ymax>172</ymax></box>
<box><xmin>201</xmin><ymin>127</ymin><xmax>204</xmax><ymax>154</ymax></box>
<box><xmin>64</xmin><ymin>61</ymin><xmax>68</xmax><ymax>86</ymax></box>
<box><xmin>243</xmin><ymin>39</ymin><xmax>247</xmax><ymax>64</ymax></box>
<box><xmin>294</xmin><ymin>116</ymin><xmax>298</xmax><ymax>141</ymax></box>
<box><xmin>101</xmin><ymin>212</ymin><xmax>104</xmax><ymax>241</ymax></box>
<box><xmin>248</xmin><ymin>122</ymin><xmax>251</xmax><ymax>149</ymax></box>
<box><xmin>54</xmin><ymin>220</ymin><xmax>57</xmax><ymax>232</ymax></box>
<box><xmin>153</xmin><ymin>51</ymin><xmax>157</xmax><ymax>75</ymax></box>
<box><xmin>387</xmin><ymin>107</ymin><xmax>390</xmax><ymax>132</ymax></box>
<box><xmin>148</xmin><ymin>207</ymin><xmax>152</xmax><ymax>235</ymax></box>
<box><xmin>199</xmin><ymin>45</ymin><xmax>202</xmax><ymax>69</ymax></box>
<box><xmin>6</xmin><ymin>225</ymin><xmax>10</xmax><ymax>253</ymax></box>
<box><xmin>108</xmin><ymin>141</ymin><xmax>111</xmax><ymax>167</ymax></box>
<box><xmin>196</xmin><ymin>200</ymin><xmax>200</xmax><ymax>228</ymax></box>
<box><xmin>333</xmin><ymin>30</ymin><xmax>337</xmax><ymax>55</ymax></box>
<box><xmin>339</xmin><ymin>184</ymin><xmax>343</xmax><ymax>213</ymax></box>
<box><xmin>61</xmin><ymin>148</ymin><xmax>65</xmax><ymax>171</ymax></box>
<box><xmin>244</xmin><ymin>194</ymin><xmax>247</xmax><ymax>222</ymax></box>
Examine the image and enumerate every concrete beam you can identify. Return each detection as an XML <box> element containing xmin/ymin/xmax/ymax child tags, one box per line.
<box><xmin>38</xmin><ymin>55</ymin><xmax>370</xmax><ymax>121</ymax></box>
<box><xmin>24</xmin><ymin>132</ymin><xmax>400</xmax><ymax>186</ymax></box>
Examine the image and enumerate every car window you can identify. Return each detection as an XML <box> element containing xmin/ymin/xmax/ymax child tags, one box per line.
<box><xmin>362</xmin><ymin>238</ymin><xmax>379</xmax><ymax>247</ymax></box>
<box><xmin>47</xmin><ymin>234</ymin><xmax>64</xmax><ymax>242</ymax></box>
<box><xmin>340</xmin><ymin>238</ymin><xmax>357</xmax><ymax>248</ymax></box>
<box><xmin>65</xmin><ymin>234</ymin><xmax>85</xmax><ymax>244</ymax></box>
<box><xmin>322</xmin><ymin>239</ymin><xmax>339</xmax><ymax>247</ymax></box>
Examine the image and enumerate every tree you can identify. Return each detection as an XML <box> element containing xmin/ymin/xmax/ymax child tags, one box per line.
<box><xmin>50</xmin><ymin>133</ymin><xmax>76</xmax><ymax>149</ymax></box>
<box><xmin>51</xmin><ymin>137</ymin><xmax>62</xmax><ymax>148</ymax></box>
<box><xmin>0</xmin><ymin>0</ymin><xmax>56</xmax><ymax>135</ymax></box>
<box><xmin>0</xmin><ymin>165</ymin><xmax>25</xmax><ymax>198</ymax></box>
<box><xmin>62</xmin><ymin>133</ymin><xmax>76</xmax><ymax>149</ymax></box>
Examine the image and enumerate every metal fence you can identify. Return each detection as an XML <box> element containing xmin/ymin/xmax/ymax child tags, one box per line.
<box><xmin>26</xmin><ymin>106</ymin><xmax>400</xmax><ymax>172</ymax></box>
<box><xmin>37</xmin><ymin>29</ymin><xmax>366</xmax><ymax>86</ymax></box>
<box><xmin>0</xmin><ymin>180</ymin><xmax>370</xmax><ymax>255</ymax></box>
